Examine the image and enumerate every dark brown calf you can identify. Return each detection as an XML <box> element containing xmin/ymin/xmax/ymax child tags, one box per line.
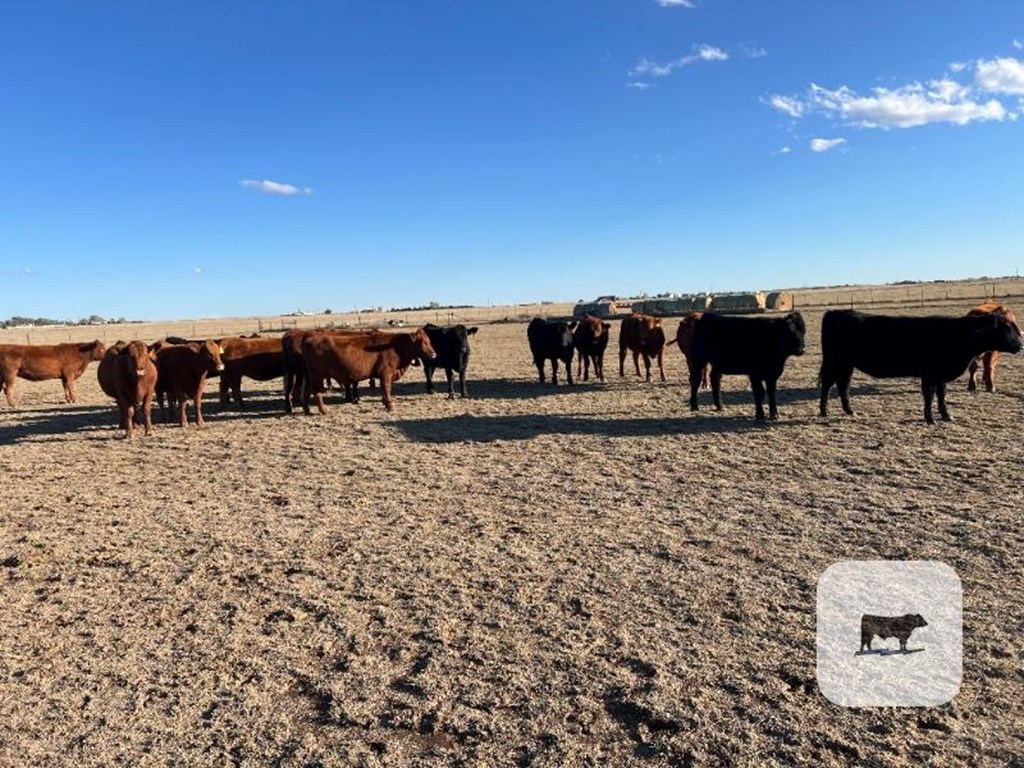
<box><xmin>218</xmin><ymin>335</ymin><xmax>285</xmax><ymax>408</ymax></box>
<box><xmin>154</xmin><ymin>340</ymin><xmax>225</xmax><ymax>428</ymax></box>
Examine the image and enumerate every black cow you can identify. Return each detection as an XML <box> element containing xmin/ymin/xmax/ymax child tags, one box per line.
<box><xmin>688</xmin><ymin>312</ymin><xmax>806</xmax><ymax>420</ymax></box>
<box><xmin>421</xmin><ymin>324</ymin><xmax>478</xmax><ymax>398</ymax></box>
<box><xmin>527</xmin><ymin>318</ymin><xmax>577</xmax><ymax>385</ymax></box>
<box><xmin>573</xmin><ymin>314</ymin><xmax>611</xmax><ymax>382</ymax></box>
<box><xmin>860</xmin><ymin>614</ymin><xmax>927</xmax><ymax>653</ymax></box>
<box><xmin>819</xmin><ymin>310</ymin><xmax>1023</xmax><ymax>424</ymax></box>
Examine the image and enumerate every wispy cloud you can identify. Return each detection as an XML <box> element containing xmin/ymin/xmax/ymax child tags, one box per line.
<box><xmin>240</xmin><ymin>179</ymin><xmax>314</xmax><ymax>196</ymax></box>
<box><xmin>655</xmin><ymin>0</ymin><xmax>695</xmax><ymax>7</ymax></box>
<box><xmin>776</xmin><ymin>146</ymin><xmax>793</xmax><ymax>155</ymax></box>
<box><xmin>628</xmin><ymin>44</ymin><xmax>729</xmax><ymax>82</ymax></box>
<box><xmin>766</xmin><ymin>94</ymin><xmax>805</xmax><ymax>118</ymax></box>
<box><xmin>975</xmin><ymin>56</ymin><xmax>1024</xmax><ymax>95</ymax></box>
<box><xmin>1013</xmin><ymin>39</ymin><xmax>1022</xmax><ymax>51</ymax></box>
<box><xmin>810</xmin><ymin>137</ymin><xmax>846</xmax><ymax>153</ymax></box>
<box><xmin>740</xmin><ymin>43</ymin><xmax>767</xmax><ymax>59</ymax></box>
<box><xmin>626</xmin><ymin>82</ymin><xmax>653</xmax><ymax>90</ymax></box>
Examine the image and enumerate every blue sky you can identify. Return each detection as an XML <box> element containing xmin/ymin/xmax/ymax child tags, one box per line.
<box><xmin>2</xmin><ymin>1</ymin><xmax>1022</xmax><ymax>320</ymax></box>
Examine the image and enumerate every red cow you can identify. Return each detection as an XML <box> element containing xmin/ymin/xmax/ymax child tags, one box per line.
<box><xmin>618</xmin><ymin>314</ymin><xmax>666</xmax><ymax>382</ymax></box>
<box><xmin>967</xmin><ymin>303</ymin><xmax>1020</xmax><ymax>393</ymax></box>
<box><xmin>301</xmin><ymin>328</ymin><xmax>436</xmax><ymax>413</ymax></box>
<box><xmin>154</xmin><ymin>340</ymin><xmax>225</xmax><ymax>427</ymax></box>
<box><xmin>673</xmin><ymin>312</ymin><xmax>709</xmax><ymax>389</ymax></box>
<box><xmin>0</xmin><ymin>340</ymin><xmax>105</xmax><ymax>406</ymax></box>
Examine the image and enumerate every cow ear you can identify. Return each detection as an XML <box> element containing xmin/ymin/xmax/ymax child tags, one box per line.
<box><xmin>148</xmin><ymin>350</ymin><xmax>157</xmax><ymax>362</ymax></box>
<box><xmin>602</xmin><ymin>322</ymin><xmax>611</xmax><ymax>330</ymax></box>
<box><xmin>568</xmin><ymin>321</ymin><xmax>578</xmax><ymax>331</ymax></box>
<box><xmin>219</xmin><ymin>345</ymin><xmax>226</xmax><ymax>355</ymax></box>
<box><xmin>467</xmin><ymin>327</ymin><xmax>479</xmax><ymax>335</ymax></box>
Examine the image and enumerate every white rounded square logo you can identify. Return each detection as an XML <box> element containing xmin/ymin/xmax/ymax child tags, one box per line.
<box><xmin>817</xmin><ymin>561</ymin><xmax>962</xmax><ymax>707</ymax></box>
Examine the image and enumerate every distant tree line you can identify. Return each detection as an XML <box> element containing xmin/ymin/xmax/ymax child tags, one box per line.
<box><xmin>0</xmin><ymin>315</ymin><xmax>140</xmax><ymax>329</ymax></box>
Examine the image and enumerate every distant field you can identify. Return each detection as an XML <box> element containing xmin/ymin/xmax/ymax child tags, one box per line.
<box><xmin>3</xmin><ymin>276</ymin><xmax>1022</xmax><ymax>346</ymax></box>
<box><xmin>2</xmin><ymin>287</ymin><xmax>1023</xmax><ymax>765</ymax></box>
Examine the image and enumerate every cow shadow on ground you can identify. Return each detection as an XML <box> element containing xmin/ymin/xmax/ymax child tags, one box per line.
<box><xmin>0</xmin><ymin>404</ymin><xmax>114</xmax><ymax>445</ymax></box>
<box><xmin>392</xmin><ymin>411</ymin><xmax>810</xmax><ymax>443</ymax></box>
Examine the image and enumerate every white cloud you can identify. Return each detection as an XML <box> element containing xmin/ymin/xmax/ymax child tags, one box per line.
<box><xmin>240</xmin><ymin>179</ymin><xmax>314</xmax><ymax>196</ymax></box>
<box><xmin>975</xmin><ymin>56</ymin><xmax>1024</xmax><ymax>95</ymax></box>
<box><xmin>808</xmin><ymin>80</ymin><xmax>1008</xmax><ymax>128</ymax></box>
<box><xmin>777</xmin><ymin>146</ymin><xmax>792</xmax><ymax>155</ymax></box>
<box><xmin>193</xmin><ymin>267</ymin><xmax>202</xmax><ymax>274</ymax></box>
<box><xmin>810</xmin><ymin>137</ymin><xmax>846</xmax><ymax>153</ymax></box>
<box><xmin>766</xmin><ymin>93</ymin><xmax>805</xmax><ymax>118</ymax></box>
<box><xmin>627</xmin><ymin>81</ymin><xmax>652</xmax><ymax>90</ymax></box>
<box><xmin>949</xmin><ymin>61</ymin><xmax>968</xmax><ymax>73</ymax></box>
<box><xmin>655</xmin><ymin>0</ymin><xmax>695</xmax><ymax>7</ymax></box>
<box><xmin>1013</xmin><ymin>39</ymin><xmax>1023</xmax><ymax>51</ymax></box>
<box><xmin>628</xmin><ymin>44</ymin><xmax>728</xmax><ymax>79</ymax></box>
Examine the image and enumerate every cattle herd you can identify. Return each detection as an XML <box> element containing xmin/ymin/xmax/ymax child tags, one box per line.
<box><xmin>0</xmin><ymin>303</ymin><xmax>1019</xmax><ymax>437</ymax></box>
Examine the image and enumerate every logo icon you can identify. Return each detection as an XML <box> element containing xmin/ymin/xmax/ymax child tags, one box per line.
<box><xmin>817</xmin><ymin>561</ymin><xmax>962</xmax><ymax>707</ymax></box>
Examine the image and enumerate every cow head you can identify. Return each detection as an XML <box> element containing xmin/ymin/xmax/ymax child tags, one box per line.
<box><xmin>412</xmin><ymin>327</ymin><xmax>438</xmax><ymax>360</ymax></box>
<box><xmin>199</xmin><ymin>339</ymin><xmax>226</xmax><ymax>372</ymax></box>
<box><xmin>780</xmin><ymin>312</ymin><xmax>806</xmax><ymax>356</ymax></box>
<box><xmin>123</xmin><ymin>340</ymin><xmax>151</xmax><ymax>378</ymax></box>
<box><xmin>83</xmin><ymin>340</ymin><xmax>107</xmax><ymax>360</ymax></box>
<box><xmin>908</xmin><ymin>614</ymin><xmax>928</xmax><ymax>629</ymax></box>
<box><xmin>976</xmin><ymin>312</ymin><xmax>1023</xmax><ymax>354</ymax></box>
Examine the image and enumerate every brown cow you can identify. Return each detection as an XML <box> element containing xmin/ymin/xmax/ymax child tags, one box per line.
<box><xmin>301</xmin><ymin>328</ymin><xmax>436</xmax><ymax>414</ymax></box>
<box><xmin>282</xmin><ymin>328</ymin><xmax>379</xmax><ymax>412</ymax></box>
<box><xmin>967</xmin><ymin>303</ymin><xmax>1020</xmax><ymax>393</ymax></box>
<box><xmin>673</xmin><ymin>312</ymin><xmax>709</xmax><ymax>389</ymax></box>
<box><xmin>0</xmin><ymin>340</ymin><xmax>106</xmax><ymax>406</ymax></box>
<box><xmin>111</xmin><ymin>341</ymin><xmax>158</xmax><ymax>438</ymax></box>
<box><xmin>218</xmin><ymin>335</ymin><xmax>285</xmax><ymax>408</ymax></box>
<box><xmin>573</xmin><ymin>315</ymin><xmax>611</xmax><ymax>382</ymax></box>
<box><xmin>154</xmin><ymin>340</ymin><xmax>225</xmax><ymax>428</ymax></box>
<box><xmin>618</xmin><ymin>313</ymin><xmax>666</xmax><ymax>382</ymax></box>
<box><xmin>97</xmin><ymin>342</ymin><xmax>128</xmax><ymax>401</ymax></box>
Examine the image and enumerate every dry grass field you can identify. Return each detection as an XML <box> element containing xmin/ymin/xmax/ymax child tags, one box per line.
<box><xmin>2</xmin><ymin>292</ymin><xmax>1024</xmax><ymax>766</ymax></box>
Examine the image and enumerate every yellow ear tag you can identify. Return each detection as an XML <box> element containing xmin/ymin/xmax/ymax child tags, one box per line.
<box><xmin>219</xmin><ymin>346</ymin><xmax>225</xmax><ymax>355</ymax></box>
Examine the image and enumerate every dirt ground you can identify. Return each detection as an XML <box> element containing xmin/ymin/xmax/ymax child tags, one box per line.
<box><xmin>2</xmin><ymin>298</ymin><xmax>1023</xmax><ymax>767</ymax></box>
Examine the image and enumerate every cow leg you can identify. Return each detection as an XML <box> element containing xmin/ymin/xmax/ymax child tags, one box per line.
<box><xmin>424</xmin><ymin>363</ymin><xmax>436</xmax><ymax>394</ymax></box>
<box><xmin>711</xmin><ymin>369</ymin><xmax>724</xmax><ymax>411</ymax></box>
<box><xmin>534</xmin><ymin>356</ymin><xmax>546</xmax><ymax>384</ymax></box>
<box><xmin>219</xmin><ymin>376</ymin><xmax>230</xmax><ymax>408</ymax></box>
<box><xmin>178</xmin><ymin>396</ymin><xmax>189</xmax><ymax>429</ymax></box>
<box><xmin>596</xmin><ymin>353</ymin><xmax>605</xmax><ymax>382</ymax></box>
<box><xmin>967</xmin><ymin>358</ymin><xmax>979</xmax><ymax>393</ymax></box>
<box><xmin>381</xmin><ymin>373</ymin><xmax>395</xmax><ymax>412</ymax></box>
<box><xmin>284</xmin><ymin>369</ymin><xmax>294</xmax><ymax>412</ymax></box>
<box><xmin>702</xmin><ymin>364</ymin><xmax>709</xmax><ymax>389</ymax></box>
<box><xmin>124</xmin><ymin>402</ymin><xmax>136</xmax><ymax>439</ymax></box>
<box><xmin>2</xmin><ymin>375</ymin><xmax>15</xmax><ymax>407</ymax></box>
<box><xmin>564</xmin><ymin>355</ymin><xmax>574</xmax><ymax>386</ymax></box>
<box><xmin>921</xmin><ymin>380</ymin><xmax>936</xmax><ymax>425</ymax></box>
<box><xmin>61</xmin><ymin>375</ymin><xmax>73</xmax><ymax>403</ymax></box>
<box><xmin>688</xmin><ymin>366</ymin><xmax>702</xmax><ymax>411</ymax></box>
<box><xmin>576</xmin><ymin>350</ymin><xmax>584</xmax><ymax>381</ymax></box>
<box><xmin>837</xmin><ymin>368</ymin><xmax>855</xmax><ymax>416</ymax></box>
<box><xmin>195</xmin><ymin>385</ymin><xmax>206</xmax><ymax>428</ymax></box>
<box><xmin>818</xmin><ymin>365</ymin><xmax>834</xmax><ymax>417</ymax></box>
<box><xmin>633</xmin><ymin>350</ymin><xmax>642</xmax><ymax>378</ymax></box>
<box><xmin>984</xmin><ymin>352</ymin><xmax>997</xmax><ymax>392</ymax></box>
<box><xmin>619</xmin><ymin>345</ymin><xmax>627</xmax><ymax>378</ymax></box>
<box><xmin>750</xmin><ymin>377</ymin><xmax>766</xmax><ymax>421</ymax></box>
<box><xmin>657</xmin><ymin>348</ymin><xmax>666</xmax><ymax>382</ymax></box>
<box><xmin>458</xmin><ymin>365</ymin><xmax>468</xmax><ymax>397</ymax></box>
<box><xmin>116</xmin><ymin>399</ymin><xmax>127</xmax><ymax>430</ymax></box>
<box><xmin>142</xmin><ymin>393</ymin><xmax>154</xmax><ymax>436</ymax></box>
<box><xmin>766</xmin><ymin>378</ymin><xmax>779</xmax><ymax>421</ymax></box>
<box><xmin>445</xmin><ymin>368</ymin><xmax>455</xmax><ymax>399</ymax></box>
<box><xmin>641</xmin><ymin>353</ymin><xmax>651</xmax><ymax>383</ymax></box>
<box><xmin>936</xmin><ymin>381</ymin><xmax>951</xmax><ymax>422</ymax></box>
<box><xmin>550</xmin><ymin>358</ymin><xmax>559</xmax><ymax>386</ymax></box>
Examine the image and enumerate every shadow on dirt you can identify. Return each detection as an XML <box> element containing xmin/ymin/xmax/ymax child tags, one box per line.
<box><xmin>392</xmin><ymin>411</ymin><xmax>811</xmax><ymax>443</ymax></box>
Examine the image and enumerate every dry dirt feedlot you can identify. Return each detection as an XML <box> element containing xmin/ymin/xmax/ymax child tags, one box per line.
<box><xmin>2</xmin><ymin>294</ymin><xmax>1023</xmax><ymax>766</ymax></box>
